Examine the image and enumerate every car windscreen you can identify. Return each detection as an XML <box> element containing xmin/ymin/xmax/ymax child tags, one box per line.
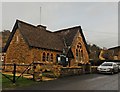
<box><xmin>101</xmin><ymin>63</ymin><xmax>113</xmax><ymax>66</ymax></box>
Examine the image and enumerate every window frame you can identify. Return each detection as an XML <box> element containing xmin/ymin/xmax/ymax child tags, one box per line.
<box><xmin>42</xmin><ymin>52</ymin><xmax>46</xmax><ymax>61</ymax></box>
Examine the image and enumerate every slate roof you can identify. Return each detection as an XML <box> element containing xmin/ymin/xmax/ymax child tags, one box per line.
<box><xmin>18</xmin><ymin>21</ymin><xmax>65</xmax><ymax>51</ymax></box>
<box><xmin>3</xmin><ymin>20</ymin><xmax>89</xmax><ymax>57</ymax></box>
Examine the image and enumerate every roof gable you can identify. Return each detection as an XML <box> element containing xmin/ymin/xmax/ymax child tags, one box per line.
<box><xmin>54</xmin><ymin>26</ymin><xmax>79</xmax><ymax>47</ymax></box>
<box><xmin>54</xmin><ymin>26</ymin><xmax>89</xmax><ymax>54</ymax></box>
<box><xmin>3</xmin><ymin>20</ymin><xmax>18</xmax><ymax>52</ymax></box>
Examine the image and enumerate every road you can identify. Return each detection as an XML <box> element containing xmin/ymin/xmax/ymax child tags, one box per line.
<box><xmin>18</xmin><ymin>73</ymin><xmax>119</xmax><ymax>91</ymax></box>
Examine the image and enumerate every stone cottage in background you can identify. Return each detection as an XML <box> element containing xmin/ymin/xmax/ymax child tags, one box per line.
<box><xmin>108</xmin><ymin>46</ymin><xmax>120</xmax><ymax>60</ymax></box>
<box><xmin>99</xmin><ymin>46</ymin><xmax>120</xmax><ymax>60</ymax></box>
<box><xmin>3</xmin><ymin>20</ymin><xmax>89</xmax><ymax>71</ymax></box>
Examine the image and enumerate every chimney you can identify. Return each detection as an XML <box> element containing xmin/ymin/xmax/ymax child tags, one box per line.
<box><xmin>37</xmin><ymin>25</ymin><xmax>46</xmax><ymax>30</ymax></box>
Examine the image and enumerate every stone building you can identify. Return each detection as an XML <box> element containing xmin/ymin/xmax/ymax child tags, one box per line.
<box><xmin>108</xmin><ymin>46</ymin><xmax>120</xmax><ymax>60</ymax></box>
<box><xmin>3</xmin><ymin>20</ymin><xmax>89</xmax><ymax>71</ymax></box>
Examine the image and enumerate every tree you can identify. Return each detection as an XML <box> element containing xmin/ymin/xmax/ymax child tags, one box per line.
<box><xmin>87</xmin><ymin>43</ymin><xmax>101</xmax><ymax>60</ymax></box>
<box><xmin>1</xmin><ymin>30</ymin><xmax>11</xmax><ymax>48</ymax></box>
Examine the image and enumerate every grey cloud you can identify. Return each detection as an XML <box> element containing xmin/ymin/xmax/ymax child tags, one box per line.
<box><xmin>2</xmin><ymin>2</ymin><xmax>118</xmax><ymax>48</ymax></box>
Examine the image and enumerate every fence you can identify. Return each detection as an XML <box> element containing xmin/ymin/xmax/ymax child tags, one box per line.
<box><xmin>1</xmin><ymin>61</ymin><xmax>98</xmax><ymax>83</ymax></box>
<box><xmin>1</xmin><ymin>62</ymin><xmax>58</xmax><ymax>83</ymax></box>
<box><xmin>1</xmin><ymin>62</ymin><xmax>34</xmax><ymax>83</ymax></box>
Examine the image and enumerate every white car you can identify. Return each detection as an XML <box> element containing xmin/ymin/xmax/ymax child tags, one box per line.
<box><xmin>116</xmin><ymin>62</ymin><xmax>120</xmax><ymax>71</ymax></box>
<box><xmin>97</xmin><ymin>62</ymin><xmax>119</xmax><ymax>74</ymax></box>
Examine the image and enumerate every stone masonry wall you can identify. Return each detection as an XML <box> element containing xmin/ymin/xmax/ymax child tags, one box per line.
<box><xmin>70</xmin><ymin>30</ymin><xmax>89</xmax><ymax>67</ymax></box>
<box><xmin>5</xmin><ymin>29</ymin><xmax>32</xmax><ymax>72</ymax></box>
<box><xmin>31</xmin><ymin>48</ymin><xmax>61</xmax><ymax>64</ymax></box>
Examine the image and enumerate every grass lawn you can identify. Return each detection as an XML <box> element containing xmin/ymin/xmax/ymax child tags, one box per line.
<box><xmin>1</xmin><ymin>73</ymin><xmax>36</xmax><ymax>90</ymax></box>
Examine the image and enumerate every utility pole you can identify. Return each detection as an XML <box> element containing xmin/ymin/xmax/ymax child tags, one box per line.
<box><xmin>40</xmin><ymin>7</ymin><xmax>42</xmax><ymax>25</ymax></box>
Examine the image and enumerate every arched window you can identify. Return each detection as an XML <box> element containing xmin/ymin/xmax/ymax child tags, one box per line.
<box><xmin>81</xmin><ymin>50</ymin><xmax>83</xmax><ymax>57</ymax></box>
<box><xmin>51</xmin><ymin>54</ymin><xmax>53</xmax><ymax>62</ymax></box>
<box><xmin>76</xmin><ymin>42</ymin><xmax>83</xmax><ymax>62</ymax></box>
<box><xmin>76</xmin><ymin>49</ymin><xmax>78</xmax><ymax>60</ymax></box>
<box><xmin>78</xmin><ymin>50</ymin><xmax>81</xmax><ymax>61</ymax></box>
<box><xmin>47</xmin><ymin>53</ymin><xmax>49</xmax><ymax>61</ymax></box>
<box><xmin>80</xmin><ymin>45</ymin><xmax>82</xmax><ymax>49</ymax></box>
<box><xmin>42</xmin><ymin>52</ymin><xmax>46</xmax><ymax>61</ymax></box>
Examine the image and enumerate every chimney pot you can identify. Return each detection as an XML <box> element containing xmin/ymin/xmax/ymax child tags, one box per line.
<box><xmin>37</xmin><ymin>25</ymin><xmax>46</xmax><ymax>30</ymax></box>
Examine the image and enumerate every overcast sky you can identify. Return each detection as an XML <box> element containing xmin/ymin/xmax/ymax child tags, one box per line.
<box><xmin>1</xmin><ymin>2</ymin><xmax>118</xmax><ymax>48</ymax></box>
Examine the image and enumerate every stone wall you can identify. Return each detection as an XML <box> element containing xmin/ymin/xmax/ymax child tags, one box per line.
<box><xmin>33</xmin><ymin>65</ymin><xmax>92</xmax><ymax>80</ymax></box>
<box><xmin>60</xmin><ymin>67</ymin><xmax>83</xmax><ymax>77</ymax></box>
<box><xmin>5</xmin><ymin>29</ymin><xmax>32</xmax><ymax>71</ymax></box>
<box><xmin>31</xmin><ymin>48</ymin><xmax>61</xmax><ymax>64</ymax></box>
<box><xmin>5</xmin><ymin>29</ymin><xmax>32</xmax><ymax>64</ymax></box>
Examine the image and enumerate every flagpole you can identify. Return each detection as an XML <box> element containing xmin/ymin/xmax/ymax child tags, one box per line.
<box><xmin>40</xmin><ymin>7</ymin><xmax>41</xmax><ymax>25</ymax></box>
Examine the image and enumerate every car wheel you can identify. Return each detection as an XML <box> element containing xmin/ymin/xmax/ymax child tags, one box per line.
<box><xmin>111</xmin><ymin>70</ymin><xmax>114</xmax><ymax>75</ymax></box>
<box><xmin>115</xmin><ymin>68</ymin><xmax>119</xmax><ymax>73</ymax></box>
<box><xmin>117</xmin><ymin>68</ymin><xmax>119</xmax><ymax>73</ymax></box>
<box><xmin>116</xmin><ymin>69</ymin><xmax>118</xmax><ymax>73</ymax></box>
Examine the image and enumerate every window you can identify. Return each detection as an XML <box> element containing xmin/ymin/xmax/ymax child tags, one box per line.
<box><xmin>47</xmin><ymin>53</ymin><xmax>49</xmax><ymax>61</ymax></box>
<box><xmin>76</xmin><ymin>49</ymin><xmax>78</xmax><ymax>60</ymax></box>
<box><xmin>78</xmin><ymin>43</ymin><xmax>82</xmax><ymax>49</ymax></box>
<box><xmin>76</xmin><ymin>43</ymin><xmax>83</xmax><ymax>62</ymax></box>
<box><xmin>81</xmin><ymin>50</ymin><xmax>83</xmax><ymax>57</ymax></box>
<box><xmin>80</xmin><ymin>45</ymin><xmax>82</xmax><ymax>49</ymax></box>
<box><xmin>78</xmin><ymin>50</ymin><xmax>81</xmax><ymax>61</ymax></box>
<box><xmin>51</xmin><ymin>54</ymin><xmax>53</xmax><ymax>62</ymax></box>
<box><xmin>42</xmin><ymin>52</ymin><xmax>46</xmax><ymax>61</ymax></box>
<box><xmin>56</xmin><ymin>54</ymin><xmax>60</xmax><ymax>63</ymax></box>
<box><xmin>78</xmin><ymin>42</ymin><xmax>81</xmax><ymax>45</ymax></box>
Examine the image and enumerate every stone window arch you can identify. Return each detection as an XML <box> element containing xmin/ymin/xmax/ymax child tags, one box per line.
<box><xmin>78</xmin><ymin>43</ymin><xmax>82</xmax><ymax>48</ymax></box>
<box><xmin>46</xmin><ymin>53</ymin><xmax>49</xmax><ymax>61</ymax></box>
<box><xmin>81</xmin><ymin>50</ymin><xmax>83</xmax><ymax>57</ymax></box>
<box><xmin>77</xmin><ymin>45</ymin><xmax>79</xmax><ymax>48</ymax></box>
<box><xmin>42</xmin><ymin>52</ymin><xmax>46</xmax><ymax>61</ymax></box>
<box><xmin>76</xmin><ymin>43</ymin><xmax>83</xmax><ymax>62</ymax></box>
<box><xmin>76</xmin><ymin>49</ymin><xmax>78</xmax><ymax>60</ymax></box>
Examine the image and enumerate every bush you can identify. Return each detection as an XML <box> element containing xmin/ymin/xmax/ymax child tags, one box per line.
<box><xmin>90</xmin><ymin>60</ymin><xmax>120</xmax><ymax>66</ymax></box>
